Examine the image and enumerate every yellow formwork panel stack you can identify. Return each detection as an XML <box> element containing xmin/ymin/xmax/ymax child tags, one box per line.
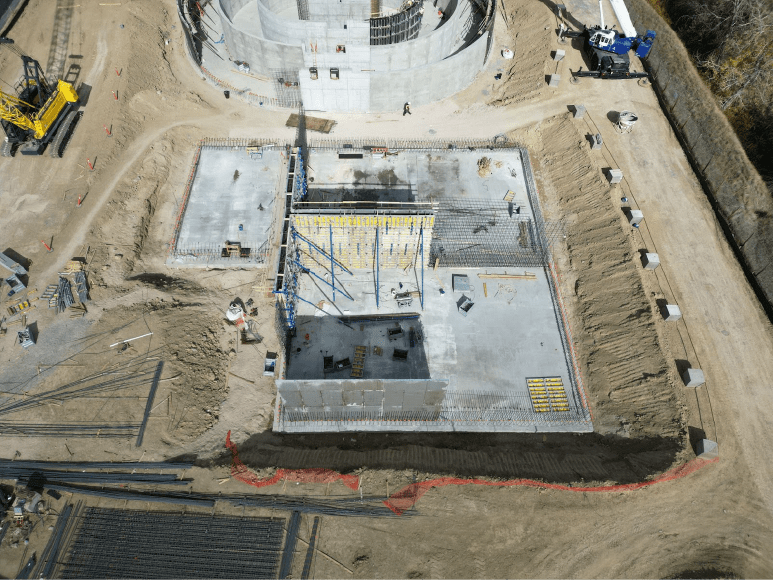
<box><xmin>527</xmin><ymin>377</ymin><xmax>569</xmax><ymax>413</ymax></box>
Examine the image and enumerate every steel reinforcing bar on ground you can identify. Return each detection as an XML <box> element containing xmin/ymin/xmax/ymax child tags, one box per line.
<box><xmin>59</xmin><ymin>508</ymin><xmax>286</xmax><ymax>579</ymax></box>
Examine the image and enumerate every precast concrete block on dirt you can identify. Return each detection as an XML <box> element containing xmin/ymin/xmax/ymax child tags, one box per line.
<box><xmin>606</xmin><ymin>168</ymin><xmax>623</xmax><ymax>183</ymax></box>
<box><xmin>681</xmin><ymin>367</ymin><xmax>705</xmax><ymax>387</ymax></box>
<box><xmin>642</xmin><ymin>252</ymin><xmax>660</xmax><ymax>270</ymax></box>
<box><xmin>553</xmin><ymin>49</ymin><xmax>565</xmax><ymax>61</ymax></box>
<box><xmin>696</xmin><ymin>438</ymin><xmax>718</xmax><ymax>459</ymax></box>
<box><xmin>626</xmin><ymin>209</ymin><xmax>644</xmax><ymax>225</ymax></box>
<box><xmin>661</xmin><ymin>303</ymin><xmax>682</xmax><ymax>321</ymax></box>
<box><xmin>548</xmin><ymin>74</ymin><xmax>560</xmax><ymax>87</ymax></box>
<box><xmin>573</xmin><ymin>105</ymin><xmax>586</xmax><ymax>119</ymax></box>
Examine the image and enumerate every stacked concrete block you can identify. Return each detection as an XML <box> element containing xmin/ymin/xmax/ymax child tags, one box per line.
<box><xmin>606</xmin><ymin>168</ymin><xmax>623</xmax><ymax>183</ymax></box>
<box><xmin>660</xmin><ymin>303</ymin><xmax>682</xmax><ymax>321</ymax></box>
<box><xmin>696</xmin><ymin>439</ymin><xmax>718</xmax><ymax>459</ymax></box>
<box><xmin>642</xmin><ymin>252</ymin><xmax>660</xmax><ymax>270</ymax></box>
<box><xmin>681</xmin><ymin>368</ymin><xmax>705</xmax><ymax>387</ymax></box>
<box><xmin>548</xmin><ymin>74</ymin><xmax>560</xmax><ymax>87</ymax></box>
<box><xmin>591</xmin><ymin>133</ymin><xmax>602</xmax><ymax>149</ymax></box>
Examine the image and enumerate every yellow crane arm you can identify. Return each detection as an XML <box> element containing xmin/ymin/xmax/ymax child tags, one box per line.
<box><xmin>0</xmin><ymin>89</ymin><xmax>43</xmax><ymax>136</ymax></box>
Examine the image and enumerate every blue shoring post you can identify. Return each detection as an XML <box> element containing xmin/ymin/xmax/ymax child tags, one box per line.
<box><xmin>375</xmin><ymin>226</ymin><xmax>379</xmax><ymax>309</ymax></box>
<box><xmin>292</xmin><ymin>259</ymin><xmax>354</xmax><ymax>300</ymax></box>
<box><xmin>420</xmin><ymin>225</ymin><xmax>424</xmax><ymax>310</ymax></box>
<box><xmin>330</xmin><ymin>224</ymin><xmax>335</xmax><ymax>302</ymax></box>
<box><xmin>292</xmin><ymin>228</ymin><xmax>352</xmax><ymax>275</ymax></box>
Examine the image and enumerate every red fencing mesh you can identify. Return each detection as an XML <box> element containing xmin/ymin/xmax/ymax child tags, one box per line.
<box><xmin>225</xmin><ymin>432</ymin><xmax>718</xmax><ymax>515</ymax></box>
<box><xmin>383</xmin><ymin>456</ymin><xmax>720</xmax><ymax>514</ymax></box>
<box><xmin>225</xmin><ymin>431</ymin><xmax>360</xmax><ymax>490</ymax></box>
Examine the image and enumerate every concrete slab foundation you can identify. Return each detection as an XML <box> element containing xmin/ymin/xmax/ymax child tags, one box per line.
<box><xmin>168</xmin><ymin>144</ymin><xmax>285</xmax><ymax>268</ymax></box>
<box><xmin>272</xmin><ymin>143</ymin><xmax>591</xmax><ymax>433</ymax></box>
<box><xmin>682</xmin><ymin>367</ymin><xmax>705</xmax><ymax>387</ymax></box>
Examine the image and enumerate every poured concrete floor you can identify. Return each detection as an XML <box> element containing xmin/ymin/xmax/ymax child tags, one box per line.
<box><xmin>303</xmin><ymin>149</ymin><xmax>532</xmax><ymax>211</ymax></box>
<box><xmin>170</xmin><ymin>147</ymin><xmax>285</xmax><ymax>267</ymax></box>
<box><xmin>287</xmin><ymin>266</ymin><xmax>575</xmax><ymax>404</ymax></box>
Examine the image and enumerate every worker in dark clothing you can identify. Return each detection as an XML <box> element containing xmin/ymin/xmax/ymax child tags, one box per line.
<box><xmin>403</xmin><ymin>102</ymin><xmax>411</xmax><ymax>116</ymax></box>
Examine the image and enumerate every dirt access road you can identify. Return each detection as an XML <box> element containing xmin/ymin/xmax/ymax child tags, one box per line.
<box><xmin>0</xmin><ymin>0</ymin><xmax>772</xmax><ymax>577</ymax></box>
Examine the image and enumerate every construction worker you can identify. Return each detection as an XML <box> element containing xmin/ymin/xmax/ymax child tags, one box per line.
<box><xmin>403</xmin><ymin>102</ymin><xmax>411</xmax><ymax>116</ymax></box>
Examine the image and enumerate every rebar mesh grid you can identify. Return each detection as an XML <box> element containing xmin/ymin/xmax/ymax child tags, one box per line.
<box><xmin>370</xmin><ymin>1</ymin><xmax>424</xmax><ymax>45</ymax></box>
<box><xmin>59</xmin><ymin>508</ymin><xmax>285</xmax><ymax>579</ymax></box>
<box><xmin>430</xmin><ymin>199</ymin><xmax>564</xmax><ymax>268</ymax></box>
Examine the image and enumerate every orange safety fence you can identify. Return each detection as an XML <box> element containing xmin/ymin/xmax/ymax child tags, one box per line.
<box><xmin>383</xmin><ymin>456</ymin><xmax>719</xmax><ymax>515</ymax></box>
<box><xmin>225</xmin><ymin>431</ymin><xmax>360</xmax><ymax>490</ymax></box>
<box><xmin>226</xmin><ymin>433</ymin><xmax>718</xmax><ymax>515</ymax></box>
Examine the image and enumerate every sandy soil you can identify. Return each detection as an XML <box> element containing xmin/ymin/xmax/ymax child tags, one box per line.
<box><xmin>0</xmin><ymin>0</ymin><xmax>772</xmax><ymax>577</ymax></box>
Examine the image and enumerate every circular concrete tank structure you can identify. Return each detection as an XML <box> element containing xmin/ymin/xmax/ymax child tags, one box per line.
<box><xmin>217</xmin><ymin>0</ymin><xmax>495</xmax><ymax>112</ymax></box>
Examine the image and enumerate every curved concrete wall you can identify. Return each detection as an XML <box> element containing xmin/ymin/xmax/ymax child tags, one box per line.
<box><xmin>218</xmin><ymin>0</ymin><xmax>492</xmax><ymax>111</ymax></box>
<box><xmin>219</xmin><ymin>0</ymin><xmax>305</xmax><ymax>76</ymax></box>
<box><xmin>369</xmin><ymin>24</ymin><xmax>490</xmax><ymax>110</ymax></box>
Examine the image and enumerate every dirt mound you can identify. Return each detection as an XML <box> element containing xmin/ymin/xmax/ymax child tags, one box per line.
<box><xmin>488</xmin><ymin>0</ymin><xmax>552</xmax><ymax>106</ymax></box>
<box><xmin>534</xmin><ymin>114</ymin><xmax>686</xmax><ymax>439</ymax></box>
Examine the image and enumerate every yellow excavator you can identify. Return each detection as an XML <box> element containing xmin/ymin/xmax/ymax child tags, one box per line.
<box><xmin>0</xmin><ymin>37</ymin><xmax>80</xmax><ymax>157</ymax></box>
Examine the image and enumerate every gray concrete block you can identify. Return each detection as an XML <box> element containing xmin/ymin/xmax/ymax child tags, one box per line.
<box><xmin>548</xmin><ymin>74</ymin><xmax>561</xmax><ymax>87</ymax></box>
<box><xmin>681</xmin><ymin>368</ymin><xmax>705</xmax><ymax>387</ymax></box>
<box><xmin>591</xmin><ymin>133</ymin><xmax>602</xmax><ymax>149</ymax></box>
<box><xmin>696</xmin><ymin>439</ymin><xmax>718</xmax><ymax>459</ymax></box>
<box><xmin>573</xmin><ymin>105</ymin><xmax>586</xmax><ymax>119</ymax></box>
<box><xmin>627</xmin><ymin>209</ymin><xmax>644</xmax><ymax>226</ymax></box>
<box><xmin>661</xmin><ymin>304</ymin><xmax>682</xmax><ymax>321</ymax></box>
<box><xmin>553</xmin><ymin>50</ymin><xmax>565</xmax><ymax>61</ymax></box>
<box><xmin>642</xmin><ymin>252</ymin><xmax>660</xmax><ymax>270</ymax></box>
<box><xmin>606</xmin><ymin>168</ymin><xmax>623</xmax><ymax>184</ymax></box>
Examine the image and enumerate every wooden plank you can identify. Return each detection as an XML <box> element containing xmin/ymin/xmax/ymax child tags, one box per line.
<box><xmin>286</xmin><ymin>114</ymin><xmax>337</xmax><ymax>134</ymax></box>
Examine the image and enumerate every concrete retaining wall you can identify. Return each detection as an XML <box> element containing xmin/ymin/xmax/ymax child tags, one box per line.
<box><xmin>369</xmin><ymin>25</ymin><xmax>490</xmax><ymax>110</ymax></box>
<box><xmin>626</xmin><ymin>0</ymin><xmax>773</xmax><ymax>314</ymax></box>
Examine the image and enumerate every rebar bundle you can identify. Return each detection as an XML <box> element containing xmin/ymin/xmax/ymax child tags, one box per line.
<box><xmin>0</xmin><ymin>423</ymin><xmax>140</xmax><ymax>438</ymax></box>
<box><xmin>279</xmin><ymin>510</ymin><xmax>301</xmax><ymax>579</ymax></box>
<box><xmin>55</xmin><ymin>276</ymin><xmax>74</xmax><ymax>313</ymax></box>
<box><xmin>0</xmin><ymin>460</ymin><xmax>193</xmax><ymax>470</ymax></box>
<box><xmin>73</xmin><ymin>271</ymin><xmax>89</xmax><ymax>303</ymax></box>
<box><xmin>4</xmin><ymin>470</ymin><xmax>188</xmax><ymax>486</ymax></box>
<box><xmin>33</xmin><ymin>501</ymin><xmax>81</xmax><ymax>579</ymax></box>
<box><xmin>59</xmin><ymin>508</ymin><xmax>285</xmax><ymax>579</ymax></box>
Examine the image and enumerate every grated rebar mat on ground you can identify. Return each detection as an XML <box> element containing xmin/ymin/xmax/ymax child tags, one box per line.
<box><xmin>59</xmin><ymin>508</ymin><xmax>285</xmax><ymax>579</ymax></box>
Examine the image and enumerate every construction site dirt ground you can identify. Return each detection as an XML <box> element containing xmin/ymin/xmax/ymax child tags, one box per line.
<box><xmin>0</xmin><ymin>0</ymin><xmax>772</xmax><ymax>577</ymax></box>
